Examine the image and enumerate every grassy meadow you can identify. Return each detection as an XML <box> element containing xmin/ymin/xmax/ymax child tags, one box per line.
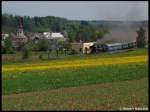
<box><xmin>2</xmin><ymin>48</ymin><xmax>148</xmax><ymax>110</ymax></box>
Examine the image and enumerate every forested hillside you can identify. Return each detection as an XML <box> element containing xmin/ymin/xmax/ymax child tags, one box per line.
<box><xmin>2</xmin><ymin>13</ymin><xmax>69</xmax><ymax>33</ymax></box>
<box><xmin>2</xmin><ymin>13</ymin><xmax>148</xmax><ymax>42</ymax></box>
<box><xmin>2</xmin><ymin>13</ymin><xmax>108</xmax><ymax>42</ymax></box>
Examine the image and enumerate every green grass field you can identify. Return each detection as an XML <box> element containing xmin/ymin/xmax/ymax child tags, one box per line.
<box><xmin>2</xmin><ymin>48</ymin><xmax>148</xmax><ymax>110</ymax></box>
<box><xmin>2</xmin><ymin>48</ymin><xmax>147</xmax><ymax>64</ymax></box>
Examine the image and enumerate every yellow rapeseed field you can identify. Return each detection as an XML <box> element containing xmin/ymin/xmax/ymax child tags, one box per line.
<box><xmin>2</xmin><ymin>55</ymin><xmax>147</xmax><ymax>72</ymax></box>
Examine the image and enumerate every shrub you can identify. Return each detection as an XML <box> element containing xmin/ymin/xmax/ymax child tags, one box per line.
<box><xmin>39</xmin><ymin>54</ymin><xmax>43</xmax><ymax>59</ymax></box>
<box><xmin>22</xmin><ymin>44</ymin><xmax>31</xmax><ymax>59</ymax></box>
<box><xmin>36</xmin><ymin>37</ymin><xmax>49</xmax><ymax>51</ymax></box>
<box><xmin>136</xmin><ymin>27</ymin><xmax>146</xmax><ymax>48</ymax></box>
<box><xmin>4</xmin><ymin>36</ymin><xmax>15</xmax><ymax>54</ymax></box>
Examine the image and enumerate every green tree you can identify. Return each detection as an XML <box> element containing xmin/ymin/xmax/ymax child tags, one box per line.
<box><xmin>66</xmin><ymin>24</ymin><xmax>80</xmax><ymax>42</ymax></box>
<box><xmin>2</xmin><ymin>13</ymin><xmax>108</xmax><ymax>42</ymax></box>
<box><xmin>4</xmin><ymin>36</ymin><xmax>14</xmax><ymax>54</ymax></box>
<box><xmin>77</xmin><ymin>25</ymin><xmax>106</xmax><ymax>42</ymax></box>
<box><xmin>37</xmin><ymin>37</ymin><xmax>49</xmax><ymax>51</ymax></box>
<box><xmin>22</xmin><ymin>44</ymin><xmax>31</xmax><ymax>59</ymax></box>
<box><xmin>136</xmin><ymin>27</ymin><xmax>146</xmax><ymax>48</ymax></box>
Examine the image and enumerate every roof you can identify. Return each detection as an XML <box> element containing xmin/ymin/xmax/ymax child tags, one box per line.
<box><xmin>83</xmin><ymin>42</ymin><xmax>96</xmax><ymax>48</ymax></box>
<box><xmin>51</xmin><ymin>33</ymin><xmax>64</xmax><ymax>38</ymax></box>
<box><xmin>71</xmin><ymin>43</ymin><xmax>83</xmax><ymax>45</ymax></box>
<box><xmin>83</xmin><ymin>42</ymin><xmax>96</xmax><ymax>45</ymax></box>
<box><xmin>106</xmin><ymin>43</ymin><xmax>122</xmax><ymax>47</ymax></box>
<box><xmin>43</xmin><ymin>32</ymin><xmax>64</xmax><ymax>39</ymax></box>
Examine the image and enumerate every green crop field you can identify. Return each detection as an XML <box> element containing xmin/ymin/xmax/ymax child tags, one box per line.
<box><xmin>2</xmin><ymin>49</ymin><xmax>148</xmax><ymax>111</ymax></box>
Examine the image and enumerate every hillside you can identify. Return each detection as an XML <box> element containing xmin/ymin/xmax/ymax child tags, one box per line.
<box><xmin>2</xmin><ymin>13</ymin><xmax>148</xmax><ymax>43</ymax></box>
<box><xmin>2</xmin><ymin>13</ymin><xmax>148</xmax><ymax>33</ymax></box>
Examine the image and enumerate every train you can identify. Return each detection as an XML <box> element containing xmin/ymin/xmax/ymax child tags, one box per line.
<box><xmin>70</xmin><ymin>41</ymin><xmax>137</xmax><ymax>54</ymax></box>
<box><xmin>97</xmin><ymin>41</ymin><xmax>137</xmax><ymax>52</ymax></box>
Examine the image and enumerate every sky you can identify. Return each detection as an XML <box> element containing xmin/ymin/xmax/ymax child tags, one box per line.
<box><xmin>2</xmin><ymin>1</ymin><xmax>148</xmax><ymax>21</ymax></box>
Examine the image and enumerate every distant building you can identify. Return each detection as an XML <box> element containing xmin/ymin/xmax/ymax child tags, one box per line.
<box><xmin>70</xmin><ymin>42</ymin><xmax>96</xmax><ymax>54</ymax></box>
<box><xmin>12</xmin><ymin>17</ymin><xmax>27</xmax><ymax>47</ymax></box>
<box><xmin>43</xmin><ymin>32</ymin><xmax>65</xmax><ymax>40</ymax></box>
<box><xmin>70</xmin><ymin>43</ymin><xmax>83</xmax><ymax>54</ymax></box>
<box><xmin>83</xmin><ymin>42</ymin><xmax>96</xmax><ymax>54</ymax></box>
<box><xmin>1</xmin><ymin>33</ymin><xmax>9</xmax><ymax>48</ymax></box>
<box><xmin>2</xmin><ymin>33</ymin><xmax>9</xmax><ymax>40</ymax></box>
<box><xmin>31</xmin><ymin>32</ymin><xmax>66</xmax><ymax>44</ymax></box>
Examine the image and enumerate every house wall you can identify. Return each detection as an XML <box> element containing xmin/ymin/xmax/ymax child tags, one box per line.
<box><xmin>83</xmin><ymin>42</ymin><xmax>95</xmax><ymax>54</ymax></box>
<box><xmin>70</xmin><ymin>43</ymin><xmax>83</xmax><ymax>53</ymax></box>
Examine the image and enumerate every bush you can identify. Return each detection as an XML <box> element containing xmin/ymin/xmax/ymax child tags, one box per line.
<box><xmin>39</xmin><ymin>54</ymin><xmax>43</xmax><ymax>59</ymax></box>
<box><xmin>36</xmin><ymin>37</ymin><xmax>49</xmax><ymax>51</ymax></box>
<box><xmin>22</xmin><ymin>44</ymin><xmax>31</xmax><ymax>59</ymax></box>
<box><xmin>68</xmin><ymin>50</ymin><xmax>77</xmax><ymax>55</ymax></box>
<box><xmin>136</xmin><ymin>27</ymin><xmax>146</xmax><ymax>48</ymax></box>
<box><xmin>4</xmin><ymin>36</ymin><xmax>15</xmax><ymax>54</ymax></box>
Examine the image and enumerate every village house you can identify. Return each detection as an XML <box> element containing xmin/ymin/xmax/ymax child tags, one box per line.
<box><xmin>1</xmin><ymin>33</ymin><xmax>9</xmax><ymax>49</ymax></box>
<box><xmin>31</xmin><ymin>32</ymin><xmax>66</xmax><ymax>43</ymax></box>
<box><xmin>70</xmin><ymin>43</ymin><xmax>83</xmax><ymax>54</ymax></box>
<box><xmin>70</xmin><ymin>42</ymin><xmax>96</xmax><ymax>54</ymax></box>
<box><xmin>30</xmin><ymin>32</ymin><xmax>67</xmax><ymax>51</ymax></box>
<box><xmin>43</xmin><ymin>32</ymin><xmax>65</xmax><ymax>40</ymax></box>
<box><xmin>83</xmin><ymin>42</ymin><xmax>96</xmax><ymax>54</ymax></box>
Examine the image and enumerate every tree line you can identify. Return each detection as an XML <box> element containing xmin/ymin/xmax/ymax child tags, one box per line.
<box><xmin>2</xmin><ymin>13</ymin><xmax>146</xmax><ymax>59</ymax></box>
<box><xmin>2</xmin><ymin>13</ymin><xmax>108</xmax><ymax>42</ymax></box>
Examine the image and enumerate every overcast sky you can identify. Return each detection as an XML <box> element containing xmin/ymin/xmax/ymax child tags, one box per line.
<box><xmin>2</xmin><ymin>1</ymin><xmax>148</xmax><ymax>21</ymax></box>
